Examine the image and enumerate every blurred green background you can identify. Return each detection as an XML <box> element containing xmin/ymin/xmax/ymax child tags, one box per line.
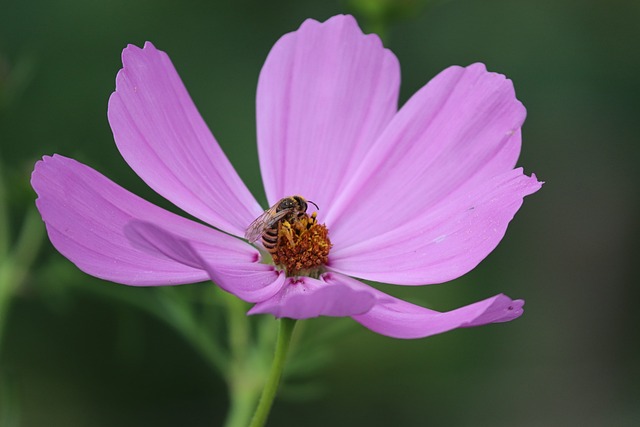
<box><xmin>1</xmin><ymin>0</ymin><xmax>638</xmax><ymax>426</ymax></box>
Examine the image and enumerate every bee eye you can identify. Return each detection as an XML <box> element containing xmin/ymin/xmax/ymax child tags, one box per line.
<box><xmin>277</xmin><ymin>199</ymin><xmax>293</xmax><ymax>211</ymax></box>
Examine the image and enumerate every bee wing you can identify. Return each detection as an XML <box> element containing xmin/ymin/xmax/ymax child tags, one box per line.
<box><xmin>244</xmin><ymin>209</ymin><xmax>275</xmax><ymax>242</ymax></box>
<box><xmin>244</xmin><ymin>207</ymin><xmax>292</xmax><ymax>242</ymax></box>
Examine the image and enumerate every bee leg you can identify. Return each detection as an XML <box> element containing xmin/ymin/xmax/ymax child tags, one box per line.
<box><xmin>281</xmin><ymin>221</ymin><xmax>295</xmax><ymax>246</ymax></box>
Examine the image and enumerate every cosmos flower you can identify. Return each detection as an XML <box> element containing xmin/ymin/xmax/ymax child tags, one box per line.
<box><xmin>31</xmin><ymin>15</ymin><xmax>541</xmax><ymax>339</ymax></box>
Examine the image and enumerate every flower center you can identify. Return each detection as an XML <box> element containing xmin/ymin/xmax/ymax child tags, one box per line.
<box><xmin>272</xmin><ymin>212</ymin><xmax>331</xmax><ymax>278</ymax></box>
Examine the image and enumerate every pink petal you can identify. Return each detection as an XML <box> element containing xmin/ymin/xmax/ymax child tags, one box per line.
<box><xmin>329</xmin><ymin>169</ymin><xmax>542</xmax><ymax>284</ymax></box>
<box><xmin>352</xmin><ymin>285</ymin><xmax>524</xmax><ymax>339</ymax></box>
<box><xmin>326</xmin><ymin>63</ymin><xmax>526</xmax><ymax>247</ymax></box>
<box><xmin>31</xmin><ymin>155</ymin><xmax>255</xmax><ymax>286</ymax></box>
<box><xmin>256</xmin><ymin>15</ymin><xmax>400</xmax><ymax>214</ymax></box>
<box><xmin>126</xmin><ymin>221</ymin><xmax>285</xmax><ymax>303</ymax></box>
<box><xmin>247</xmin><ymin>272</ymin><xmax>377</xmax><ymax>319</ymax></box>
<box><xmin>108</xmin><ymin>42</ymin><xmax>262</xmax><ymax>237</ymax></box>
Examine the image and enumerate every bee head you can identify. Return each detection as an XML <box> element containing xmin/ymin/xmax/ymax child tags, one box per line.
<box><xmin>293</xmin><ymin>195</ymin><xmax>307</xmax><ymax>211</ymax></box>
<box><xmin>277</xmin><ymin>195</ymin><xmax>319</xmax><ymax>213</ymax></box>
<box><xmin>294</xmin><ymin>195</ymin><xmax>319</xmax><ymax>212</ymax></box>
<box><xmin>276</xmin><ymin>196</ymin><xmax>298</xmax><ymax>212</ymax></box>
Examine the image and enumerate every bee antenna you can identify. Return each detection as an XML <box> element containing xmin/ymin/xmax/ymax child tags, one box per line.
<box><xmin>308</xmin><ymin>200</ymin><xmax>319</xmax><ymax>210</ymax></box>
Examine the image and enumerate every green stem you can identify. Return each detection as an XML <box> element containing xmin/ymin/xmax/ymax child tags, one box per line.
<box><xmin>249</xmin><ymin>317</ymin><xmax>296</xmax><ymax>427</ymax></box>
<box><xmin>224</xmin><ymin>383</ymin><xmax>260</xmax><ymax>427</ymax></box>
<box><xmin>223</xmin><ymin>291</ymin><xmax>250</xmax><ymax>369</ymax></box>
<box><xmin>222</xmin><ymin>291</ymin><xmax>258</xmax><ymax>427</ymax></box>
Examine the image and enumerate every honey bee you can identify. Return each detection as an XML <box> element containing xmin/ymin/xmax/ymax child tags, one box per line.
<box><xmin>245</xmin><ymin>195</ymin><xmax>318</xmax><ymax>252</ymax></box>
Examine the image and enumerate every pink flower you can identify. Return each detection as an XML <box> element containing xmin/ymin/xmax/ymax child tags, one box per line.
<box><xmin>31</xmin><ymin>15</ymin><xmax>541</xmax><ymax>339</ymax></box>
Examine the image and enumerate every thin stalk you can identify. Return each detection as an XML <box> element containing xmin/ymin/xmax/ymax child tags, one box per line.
<box><xmin>249</xmin><ymin>317</ymin><xmax>296</xmax><ymax>427</ymax></box>
<box><xmin>222</xmin><ymin>291</ymin><xmax>260</xmax><ymax>427</ymax></box>
<box><xmin>223</xmin><ymin>291</ymin><xmax>250</xmax><ymax>369</ymax></box>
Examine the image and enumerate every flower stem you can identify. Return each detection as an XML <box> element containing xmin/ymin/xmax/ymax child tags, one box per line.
<box><xmin>222</xmin><ymin>291</ymin><xmax>260</xmax><ymax>427</ymax></box>
<box><xmin>249</xmin><ymin>317</ymin><xmax>296</xmax><ymax>427</ymax></box>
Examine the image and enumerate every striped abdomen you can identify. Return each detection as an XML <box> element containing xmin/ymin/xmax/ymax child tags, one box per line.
<box><xmin>261</xmin><ymin>224</ymin><xmax>279</xmax><ymax>255</ymax></box>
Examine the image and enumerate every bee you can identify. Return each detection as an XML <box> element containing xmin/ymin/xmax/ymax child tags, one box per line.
<box><xmin>245</xmin><ymin>195</ymin><xmax>319</xmax><ymax>252</ymax></box>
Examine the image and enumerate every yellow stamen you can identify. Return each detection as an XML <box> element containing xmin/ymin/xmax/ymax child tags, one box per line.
<box><xmin>272</xmin><ymin>212</ymin><xmax>331</xmax><ymax>278</ymax></box>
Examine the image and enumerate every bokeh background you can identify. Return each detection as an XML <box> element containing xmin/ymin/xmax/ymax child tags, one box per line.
<box><xmin>1</xmin><ymin>0</ymin><xmax>638</xmax><ymax>426</ymax></box>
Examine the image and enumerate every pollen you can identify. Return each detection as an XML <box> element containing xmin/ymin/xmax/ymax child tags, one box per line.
<box><xmin>272</xmin><ymin>212</ymin><xmax>331</xmax><ymax>278</ymax></box>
